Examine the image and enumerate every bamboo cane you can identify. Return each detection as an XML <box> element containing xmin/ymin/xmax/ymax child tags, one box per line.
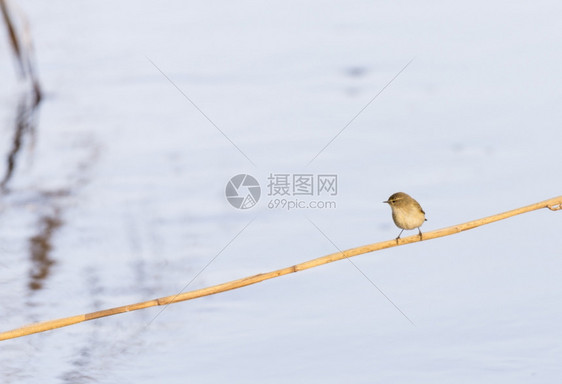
<box><xmin>1</xmin><ymin>195</ymin><xmax>560</xmax><ymax>341</ymax></box>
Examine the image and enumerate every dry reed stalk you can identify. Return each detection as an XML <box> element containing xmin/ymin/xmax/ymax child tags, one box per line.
<box><xmin>1</xmin><ymin>195</ymin><xmax>560</xmax><ymax>341</ymax></box>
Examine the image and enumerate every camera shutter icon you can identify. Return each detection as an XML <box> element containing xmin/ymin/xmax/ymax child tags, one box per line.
<box><xmin>225</xmin><ymin>174</ymin><xmax>261</xmax><ymax>209</ymax></box>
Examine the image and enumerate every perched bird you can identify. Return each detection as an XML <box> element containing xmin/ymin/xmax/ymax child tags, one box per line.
<box><xmin>383</xmin><ymin>192</ymin><xmax>427</xmax><ymax>240</ymax></box>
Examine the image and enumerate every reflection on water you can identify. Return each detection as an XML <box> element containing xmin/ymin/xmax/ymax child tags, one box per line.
<box><xmin>0</xmin><ymin>87</ymin><xmax>100</xmax><ymax>298</ymax></box>
<box><xmin>0</xmin><ymin>0</ymin><xmax>42</xmax><ymax>102</ymax></box>
<box><xmin>28</xmin><ymin>208</ymin><xmax>62</xmax><ymax>291</ymax></box>
<box><xmin>0</xmin><ymin>91</ymin><xmax>41</xmax><ymax>191</ymax></box>
<box><xmin>0</xmin><ymin>90</ymin><xmax>51</xmax><ymax>291</ymax></box>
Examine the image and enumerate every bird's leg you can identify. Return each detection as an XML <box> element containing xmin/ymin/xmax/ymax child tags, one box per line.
<box><xmin>418</xmin><ymin>228</ymin><xmax>423</xmax><ymax>240</ymax></box>
<box><xmin>396</xmin><ymin>229</ymin><xmax>404</xmax><ymax>241</ymax></box>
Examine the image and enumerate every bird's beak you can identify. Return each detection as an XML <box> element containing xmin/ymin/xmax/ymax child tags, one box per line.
<box><xmin>383</xmin><ymin>200</ymin><xmax>389</xmax><ymax>204</ymax></box>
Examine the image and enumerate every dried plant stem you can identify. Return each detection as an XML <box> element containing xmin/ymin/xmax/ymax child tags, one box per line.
<box><xmin>1</xmin><ymin>195</ymin><xmax>561</xmax><ymax>341</ymax></box>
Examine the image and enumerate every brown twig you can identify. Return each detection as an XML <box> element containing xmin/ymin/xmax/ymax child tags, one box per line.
<box><xmin>1</xmin><ymin>195</ymin><xmax>560</xmax><ymax>341</ymax></box>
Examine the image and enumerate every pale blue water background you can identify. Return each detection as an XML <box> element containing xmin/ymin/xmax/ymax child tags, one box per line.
<box><xmin>1</xmin><ymin>1</ymin><xmax>561</xmax><ymax>382</ymax></box>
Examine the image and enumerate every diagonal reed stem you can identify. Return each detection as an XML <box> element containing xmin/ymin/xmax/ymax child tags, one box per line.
<box><xmin>1</xmin><ymin>195</ymin><xmax>561</xmax><ymax>341</ymax></box>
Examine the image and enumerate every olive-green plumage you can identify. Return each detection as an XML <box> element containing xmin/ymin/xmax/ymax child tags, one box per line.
<box><xmin>383</xmin><ymin>192</ymin><xmax>426</xmax><ymax>240</ymax></box>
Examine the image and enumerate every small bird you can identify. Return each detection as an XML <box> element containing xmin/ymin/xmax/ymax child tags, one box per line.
<box><xmin>383</xmin><ymin>192</ymin><xmax>427</xmax><ymax>240</ymax></box>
